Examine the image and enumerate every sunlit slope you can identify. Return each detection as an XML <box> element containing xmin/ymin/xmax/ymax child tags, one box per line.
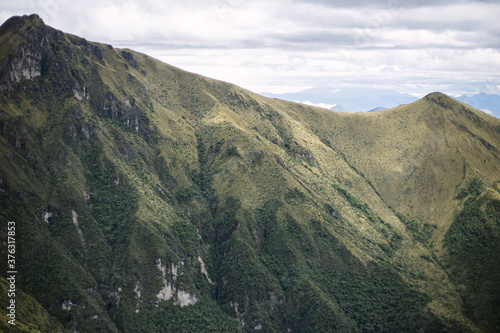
<box><xmin>1</xmin><ymin>14</ymin><xmax>499</xmax><ymax>332</ymax></box>
<box><xmin>285</xmin><ymin>94</ymin><xmax>500</xmax><ymax>332</ymax></box>
<box><xmin>293</xmin><ymin>93</ymin><xmax>500</xmax><ymax>252</ymax></box>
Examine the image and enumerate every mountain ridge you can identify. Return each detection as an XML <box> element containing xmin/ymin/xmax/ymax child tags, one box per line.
<box><xmin>1</xmin><ymin>14</ymin><xmax>499</xmax><ymax>332</ymax></box>
<box><xmin>261</xmin><ymin>87</ymin><xmax>500</xmax><ymax>118</ymax></box>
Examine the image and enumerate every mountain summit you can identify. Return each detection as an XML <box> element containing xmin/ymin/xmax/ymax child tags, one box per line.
<box><xmin>1</xmin><ymin>14</ymin><xmax>500</xmax><ymax>332</ymax></box>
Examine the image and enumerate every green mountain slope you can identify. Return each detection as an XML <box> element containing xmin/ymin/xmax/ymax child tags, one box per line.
<box><xmin>1</xmin><ymin>14</ymin><xmax>499</xmax><ymax>332</ymax></box>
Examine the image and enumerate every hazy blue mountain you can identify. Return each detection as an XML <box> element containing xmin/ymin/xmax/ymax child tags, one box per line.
<box><xmin>456</xmin><ymin>93</ymin><xmax>500</xmax><ymax>118</ymax></box>
<box><xmin>330</xmin><ymin>104</ymin><xmax>349</xmax><ymax>112</ymax></box>
<box><xmin>367</xmin><ymin>107</ymin><xmax>387</xmax><ymax>112</ymax></box>
<box><xmin>261</xmin><ymin>87</ymin><xmax>418</xmax><ymax>112</ymax></box>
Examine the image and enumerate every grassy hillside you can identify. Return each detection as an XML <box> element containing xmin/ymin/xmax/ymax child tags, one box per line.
<box><xmin>0</xmin><ymin>14</ymin><xmax>499</xmax><ymax>332</ymax></box>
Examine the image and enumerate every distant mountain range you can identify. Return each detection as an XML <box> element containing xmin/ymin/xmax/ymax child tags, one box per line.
<box><xmin>261</xmin><ymin>88</ymin><xmax>500</xmax><ymax>118</ymax></box>
<box><xmin>456</xmin><ymin>93</ymin><xmax>500</xmax><ymax>118</ymax></box>
<box><xmin>260</xmin><ymin>87</ymin><xmax>418</xmax><ymax>112</ymax></box>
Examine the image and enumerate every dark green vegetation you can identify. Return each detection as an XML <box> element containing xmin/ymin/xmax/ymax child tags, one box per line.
<box><xmin>1</xmin><ymin>14</ymin><xmax>500</xmax><ymax>332</ymax></box>
<box><xmin>445</xmin><ymin>179</ymin><xmax>500</xmax><ymax>332</ymax></box>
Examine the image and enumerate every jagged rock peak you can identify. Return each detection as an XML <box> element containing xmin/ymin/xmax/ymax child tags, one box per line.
<box><xmin>0</xmin><ymin>14</ymin><xmax>68</xmax><ymax>95</ymax></box>
<box><xmin>0</xmin><ymin>14</ymin><xmax>45</xmax><ymax>34</ymax></box>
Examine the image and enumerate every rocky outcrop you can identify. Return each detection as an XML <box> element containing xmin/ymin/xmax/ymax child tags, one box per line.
<box><xmin>122</xmin><ymin>50</ymin><xmax>138</xmax><ymax>69</ymax></box>
<box><xmin>0</xmin><ymin>14</ymin><xmax>52</xmax><ymax>93</ymax></box>
<box><xmin>0</xmin><ymin>14</ymin><xmax>105</xmax><ymax>100</ymax></box>
<box><xmin>155</xmin><ymin>258</ymin><xmax>199</xmax><ymax>307</ymax></box>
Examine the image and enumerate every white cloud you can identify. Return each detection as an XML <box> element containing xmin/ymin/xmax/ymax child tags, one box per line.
<box><xmin>301</xmin><ymin>101</ymin><xmax>336</xmax><ymax>109</ymax></box>
<box><xmin>1</xmin><ymin>0</ymin><xmax>499</xmax><ymax>96</ymax></box>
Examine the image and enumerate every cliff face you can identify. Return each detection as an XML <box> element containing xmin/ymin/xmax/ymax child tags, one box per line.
<box><xmin>0</xmin><ymin>15</ymin><xmax>52</xmax><ymax>93</ymax></box>
<box><xmin>0</xmin><ymin>14</ymin><xmax>499</xmax><ymax>333</ymax></box>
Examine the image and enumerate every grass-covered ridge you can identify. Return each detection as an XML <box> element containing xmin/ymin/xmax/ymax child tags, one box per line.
<box><xmin>0</xmin><ymin>14</ymin><xmax>499</xmax><ymax>332</ymax></box>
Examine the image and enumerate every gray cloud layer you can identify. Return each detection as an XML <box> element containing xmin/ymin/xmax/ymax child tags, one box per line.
<box><xmin>1</xmin><ymin>0</ymin><xmax>499</xmax><ymax>96</ymax></box>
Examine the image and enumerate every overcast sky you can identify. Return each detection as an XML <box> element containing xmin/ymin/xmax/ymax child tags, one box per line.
<box><xmin>1</xmin><ymin>0</ymin><xmax>500</xmax><ymax>97</ymax></box>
